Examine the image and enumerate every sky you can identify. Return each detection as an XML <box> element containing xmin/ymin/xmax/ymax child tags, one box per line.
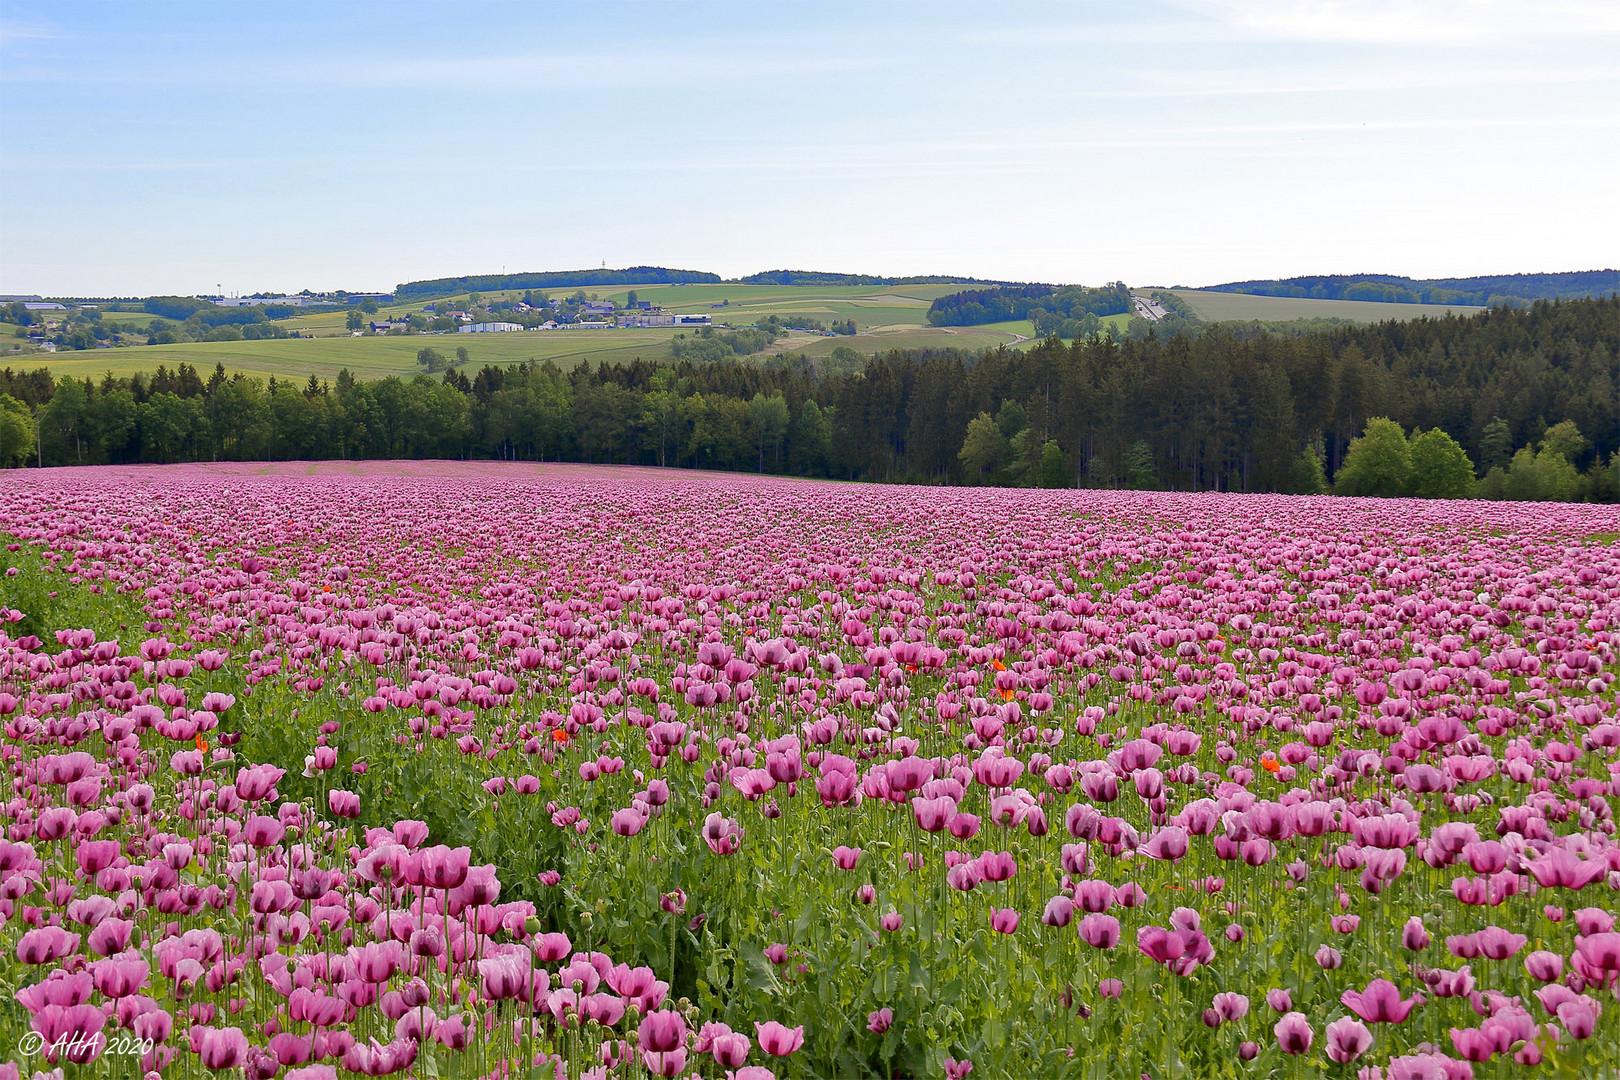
<box><xmin>1</xmin><ymin>0</ymin><xmax>1617</xmax><ymax>297</ymax></box>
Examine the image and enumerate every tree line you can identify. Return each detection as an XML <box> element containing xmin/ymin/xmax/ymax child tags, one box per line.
<box><xmin>396</xmin><ymin>267</ymin><xmax>724</xmax><ymax>303</ymax></box>
<box><xmin>1206</xmin><ymin>270</ymin><xmax>1619</xmax><ymax>308</ymax></box>
<box><xmin>0</xmin><ymin>297</ymin><xmax>1614</xmax><ymax>502</ymax></box>
<box><xmin>2</xmin><ymin>298</ymin><xmax>300</xmax><ymax>351</ymax></box>
<box><xmin>927</xmin><ymin>283</ymin><xmax>1132</xmax><ymax>334</ymax></box>
<box><xmin>396</xmin><ymin>267</ymin><xmax>1021</xmax><ymax>301</ymax></box>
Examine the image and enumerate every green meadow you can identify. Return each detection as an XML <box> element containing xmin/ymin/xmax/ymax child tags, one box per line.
<box><xmin>1171</xmin><ymin>289</ymin><xmax>1484</xmax><ymax>323</ymax></box>
<box><xmin>7</xmin><ymin>280</ymin><xmax>1012</xmax><ymax>382</ymax></box>
<box><xmin>768</xmin><ymin>325</ymin><xmax>1027</xmax><ymax>358</ymax></box>
<box><xmin>5</xmin><ymin>280</ymin><xmax>1493</xmax><ymax>387</ymax></box>
<box><xmin>16</xmin><ymin>328</ymin><xmax>686</xmax><ymax>382</ymax></box>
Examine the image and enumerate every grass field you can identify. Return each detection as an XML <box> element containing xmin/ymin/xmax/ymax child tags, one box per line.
<box><xmin>563</xmin><ymin>282</ymin><xmax>954</xmax><ymax>331</ymax></box>
<box><xmin>0</xmin><ymin>292</ymin><xmax>1147</xmax><ymax>382</ymax></box>
<box><xmin>1170</xmin><ymin>289</ymin><xmax>1484</xmax><ymax>323</ymax></box>
<box><xmin>772</xmin><ymin>325</ymin><xmax>1026</xmax><ymax>358</ymax></box>
<box><xmin>265</xmin><ymin>282</ymin><xmax>980</xmax><ymax>342</ymax></box>
<box><xmin>15</xmin><ymin>328</ymin><xmax>686</xmax><ymax>382</ymax></box>
<box><xmin>10</xmin><ymin>280</ymin><xmax>1022</xmax><ymax>382</ymax></box>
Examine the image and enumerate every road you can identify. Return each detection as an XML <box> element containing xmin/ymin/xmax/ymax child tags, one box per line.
<box><xmin>1131</xmin><ymin>294</ymin><xmax>1169</xmax><ymax>321</ymax></box>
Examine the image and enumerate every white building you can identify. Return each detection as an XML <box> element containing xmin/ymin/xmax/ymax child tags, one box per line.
<box><xmin>459</xmin><ymin>322</ymin><xmax>524</xmax><ymax>333</ymax></box>
<box><xmin>207</xmin><ymin>296</ymin><xmax>315</xmax><ymax>308</ymax></box>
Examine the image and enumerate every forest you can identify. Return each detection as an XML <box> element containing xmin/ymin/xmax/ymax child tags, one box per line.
<box><xmin>395</xmin><ymin>267</ymin><xmax>1015</xmax><ymax>302</ymax></box>
<box><xmin>928</xmin><ymin>283</ymin><xmax>1131</xmax><ymax>330</ymax></box>
<box><xmin>1206</xmin><ymin>270</ymin><xmax>1619</xmax><ymax>308</ymax></box>
<box><xmin>0</xmin><ymin>297</ymin><xmax>1614</xmax><ymax>501</ymax></box>
<box><xmin>395</xmin><ymin>266</ymin><xmax>724</xmax><ymax>302</ymax></box>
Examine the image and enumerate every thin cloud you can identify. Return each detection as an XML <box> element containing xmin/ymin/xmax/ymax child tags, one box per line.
<box><xmin>0</xmin><ymin>41</ymin><xmax>887</xmax><ymax>89</ymax></box>
<box><xmin>2</xmin><ymin>155</ymin><xmax>251</xmax><ymax>172</ymax></box>
<box><xmin>0</xmin><ymin>18</ymin><xmax>67</xmax><ymax>43</ymax></box>
<box><xmin>1075</xmin><ymin>64</ymin><xmax>1620</xmax><ymax>99</ymax></box>
<box><xmin>1173</xmin><ymin>0</ymin><xmax>1620</xmax><ymax>45</ymax></box>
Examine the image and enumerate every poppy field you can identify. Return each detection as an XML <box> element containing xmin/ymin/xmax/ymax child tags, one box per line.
<box><xmin>1</xmin><ymin>460</ymin><xmax>1618</xmax><ymax>1080</ymax></box>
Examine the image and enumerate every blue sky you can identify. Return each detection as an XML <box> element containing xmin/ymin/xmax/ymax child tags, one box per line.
<box><xmin>2</xmin><ymin>0</ymin><xmax>1616</xmax><ymax>296</ymax></box>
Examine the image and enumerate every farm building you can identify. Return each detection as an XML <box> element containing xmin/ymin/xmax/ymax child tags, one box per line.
<box><xmin>459</xmin><ymin>322</ymin><xmax>524</xmax><ymax>333</ymax></box>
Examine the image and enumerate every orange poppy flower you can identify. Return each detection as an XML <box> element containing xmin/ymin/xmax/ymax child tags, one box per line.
<box><xmin>195</xmin><ymin>734</ymin><xmax>208</xmax><ymax>753</ymax></box>
<box><xmin>551</xmin><ymin>729</ymin><xmax>570</xmax><ymax>744</ymax></box>
<box><xmin>991</xmin><ymin>660</ymin><xmax>1007</xmax><ymax>672</ymax></box>
<box><xmin>1000</xmin><ymin>688</ymin><xmax>1016</xmax><ymax>702</ymax></box>
<box><xmin>1260</xmin><ymin>755</ymin><xmax>1281</xmax><ymax>773</ymax></box>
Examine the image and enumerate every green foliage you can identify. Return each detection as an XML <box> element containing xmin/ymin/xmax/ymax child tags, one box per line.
<box><xmin>957</xmin><ymin>412</ymin><xmax>1007</xmax><ymax>484</ymax></box>
<box><xmin>1539</xmin><ymin>419</ymin><xmax>1588</xmax><ymax>462</ymax></box>
<box><xmin>748</xmin><ymin>392</ymin><xmax>791</xmax><ymax>472</ymax></box>
<box><xmin>0</xmin><ymin>537</ymin><xmax>144</xmax><ymax>645</ymax></box>
<box><xmin>1037</xmin><ymin>440</ymin><xmax>1070</xmax><ymax>488</ymax></box>
<box><xmin>1583</xmin><ymin>452</ymin><xmax>1620</xmax><ymax>503</ymax></box>
<box><xmin>1475</xmin><ymin>465</ymin><xmax>1509</xmax><ymax>500</ymax></box>
<box><xmin>1205</xmin><ymin>269</ymin><xmax>1619</xmax><ymax>306</ymax></box>
<box><xmin>1121</xmin><ymin>440</ymin><xmax>1157</xmax><ymax>490</ymax></box>
<box><xmin>994</xmin><ymin>399</ymin><xmax>1027</xmax><ymax>441</ymax></box>
<box><xmin>1286</xmin><ymin>447</ymin><xmax>1329</xmax><ymax>495</ymax></box>
<box><xmin>143</xmin><ymin>295</ymin><xmax>214</xmax><ymax>321</ymax></box>
<box><xmin>1334</xmin><ymin>417</ymin><xmax>1411</xmax><ymax>496</ymax></box>
<box><xmin>789</xmin><ymin>399</ymin><xmax>832</xmax><ymax>476</ymax></box>
<box><xmin>818</xmin><ymin>346</ymin><xmax>867</xmax><ymax>377</ymax></box>
<box><xmin>1407</xmin><ymin>428</ymin><xmax>1476</xmax><ymax>498</ymax></box>
<box><xmin>1503</xmin><ymin>446</ymin><xmax>1581</xmax><ymax>502</ymax></box>
<box><xmin>1479</xmin><ymin>417</ymin><xmax>1513</xmax><ymax>472</ymax></box>
<box><xmin>757</xmin><ymin>313</ymin><xmax>857</xmax><ymax>336</ymax></box>
<box><xmin>670</xmin><ymin>327</ymin><xmax>779</xmax><ymax>363</ymax></box>
<box><xmin>1477</xmin><ymin>419</ymin><xmax>1595</xmax><ymax>503</ymax></box>
<box><xmin>417</xmin><ymin>347</ymin><xmax>447</xmax><ymax>374</ymax></box>
<box><xmin>929</xmin><ymin>283</ymin><xmax>1130</xmax><ymax>327</ymax></box>
<box><xmin>0</xmin><ymin>296</ymin><xmax>1614</xmax><ymax>500</ymax></box>
<box><xmin>0</xmin><ymin>394</ymin><xmax>33</xmax><ymax>467</ymax></box>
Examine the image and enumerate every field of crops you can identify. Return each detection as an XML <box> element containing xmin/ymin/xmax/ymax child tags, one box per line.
<box><xmin>1171</xmin><ymin>290</ymin><xmax>1485</xmax><ymax>324</ymax></box>
<box><xmin>1</xmin><ymin>461</ymin><xmax>1617</xmax><ymax>1079</ymax></box>
<box><xmin>18</xmin><ymin>329</ymin><xmax>687</xmax><ymax>382</ymax></box>
<box><xmin>10</xmin><ymin>282</ymin><xmax>1002</xmax><ymax>382</ymax></box>
<box><xmin>769</xmin><ymin>325</ymin><xmax>1027</xmax><ymax>359</ymax></box>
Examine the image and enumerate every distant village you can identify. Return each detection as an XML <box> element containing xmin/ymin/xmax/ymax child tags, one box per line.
<box><xmin>0</xmin><ymin>288</ymin><xmax>715</xmax><ymax>354</ymax></box>
<box><xmin>363</xmin><ymin>294</ymin><xmax>712</xmax><ymax>336</ymax></box>
<box><xmin>200</xmin><ymin>288</ymin><xmax>718</xmax><ymax>335</ymax></box>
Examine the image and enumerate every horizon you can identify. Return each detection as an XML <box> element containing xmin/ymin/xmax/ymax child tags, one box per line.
<box><xmin>2</xmin><ymin>0</ymin><xmax>1617</xmax><ymax>296</ymax></box>
<box><xmin>7</xmin><ymin>263</ymin><xmax>1620</xmax><ymax>304</ymax></box>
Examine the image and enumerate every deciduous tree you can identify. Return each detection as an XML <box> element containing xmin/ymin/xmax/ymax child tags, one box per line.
<box><xmin>1333</xmin><ymin>417</ymin><xmax>1411</xmax><ymax>497</ymax></box>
